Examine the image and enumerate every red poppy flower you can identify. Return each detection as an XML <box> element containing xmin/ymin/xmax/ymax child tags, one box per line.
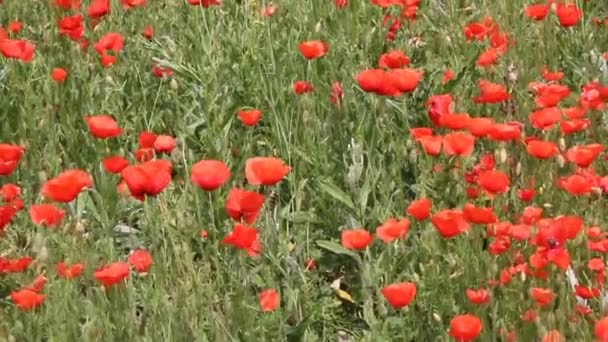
<box><xmin>541</xmin><ymin>66</ymin><xmax>564</xmax><ymax>82</ymax></box>
<box><xmin>41</xmin><ymin>169</ymin><xmax>93</xmax><ymax>203</ymax></box>
<box><xmin>50</xmin><ymin>67</ymin><xmax>68</xmax><ymax>83</ymax></box>
<box><xmin>588</xmin><ymin>258</ymin><xmax>605</xmax><ymax>272</ymax></box>
<box><xmin>443</xmin><ymin>132</ymin><xmax>475</xmax><ymax>157</ymax></box>
<box><xmin>432</xmin><ymin>209</ymin><xmax>470</xmax><ymax>238</ymax></box>
<box><xmin>138</xmin><ymin>131</ymin><xmax>157</xmax><ymax>148</ymax></box>
<box><xmin>442</xmin><ymin>69</ymin><xmax>454</xmax><ymax>84</ymax></box>
<box><xmin>94</xmin><ymin>32</ymin><xmax>124</xmax><ymax>55</ymax></box>
<box><xmin>334</xmin><ymin>0</ymin><xmax>347</xmax><ymax>8</ymax></box>
<box><xmin>526</xmin><ymin>140</ymin><xmax>558</xmax><ymax>159</ymax></box>
<box><xmin>467</xmin><ymin>117</ymin><xmax>494</xmax><ymax>138</ymax></box>
<box><xmin>407</xmin><ymin>198</ymin><xmax>431</xmax><ymax>220</ymax></box>
<box><xmin>245</xmin><ymin>157</ymin><xmax>291</xmax><ymax>186</ymax></box>
<box><xmin>54</xmin><ymin>0</ymin><xmax>80</xmax><ymax>9</ymax></box>
<box><xmin>84</xmin><ymin>115</ymin><xmax>122</xmax><ymax>139</ymax></box>
<box><xmin>466</xmin><ymin>288</ymin><xmax>489</xmax><ymax>305</ymax></box>
<box><xmin>88</xmin><ymin>0</ymin><xmax>110</xmax><ymax>19</ymax></box>
<box><xmin>102</xmin><ymin>156</ymin><xmax>128</xmax><ymax>174</ymax></box>
<box><xmin>0</xmin><ymin>184</ymin><xmax>20</xmax><ymax>202</ymax></box>
<box><xmin>357</xmin><ymin>69</ymin><xmax>387</xmax><ymax>93</ymax></box>
<box><xmin>574</xmin><ymin>285</ymin><xmax>600</xmax><ymax>299</ymax></box>
<box><xmin>565</xmin><ymin>144</ymin><xmax>602</xmax><ymax>168</ymax></box>
<box><xmin>151</xmin><ymin>65</ymin><xmax>173</xmax><ymax>78</ymax></box>
<box><xmin>57</xmin><ymin>262</ymin><xmax>84</xmax><ymax>279</ymax></box>
<box><xmin>473</xmin><ymin>80</ymin><xmax>510</xmax><ymax>103</ymax></box>
<box><xmin>29</xmin><ymin>204</ymin><xmax>65</xmax><ymax>227</ymax></box>
<box><xmin>94</xmin><ymin>262</ymin><xmax>130</xmax><ymax>288</ymax></box>
<box><xmin>524</xmin><ymin>4</ymin><xmax>550</xmax><ymax>21</ymax></box>
<box><xmin>0</xmin><ymin>38</ymin><xmax>35</xmax><ymax>62</ymax></box>
<box><xmin>6</xmin><ymin>21</ymin><xmax>21</xmax><ymax>34</ymax></box>
<box><xmin>153</xmin><ymin>135</ymin><xmax>176</xmax><ymax>153</ymax></box>
<box><xmin>595</xmin><ymin>317</ymin><xmax>608</xmax><ymax>341</ymax></box>
<box><xmin>57</xmin><ymin>14</ymin><xmax>84</xmax><ymax>41</ymax></box>
<box><xmin>259</xmin><ymin>289</ymin><xmax>279</xmax><ymax>312</ymax></box>
<box><xmin>100</xmin><ymin>54</ymin><xmax>117</xmax><ymax>68</ymax></box>
<box><xmin>190</xmin><ymin>160</ymin><xmax>230</xmax><ymax>191</ymax></box>
<box><xmin>135</xmin><ymin>148</ymin><xmax>154</xmax><ymax>162</ymax></box>
<box><xmin>542</xmin><ymin>330</ymin><xmax>564</xmax><ymax>342</ymax></box>
<box><xmin>476</xmin><ymin>47</ymin><xmax>500</xmax><ymax>67</ymax></box>
<box><xmin>449</xmin><ymin>314</ymin><xmax>482</xmax><ymax>341</ymax></box>
<box><xmin>0</xmin><ymin>144</ymin><xmax>24</xmax><ymax>176</ymax></box>
<box><xmin>376</xmin><ymin>218</ymin><xmax>410</xmax><ymax>243</ymax></box>
<box><xmin>121</xmin><ymin>160</ymin><xmax>172</xmax><ymax>198</ymax></box>
<box><xmin>142</xmin><ymin>26</ymin><xmax>153</xmax><ymax>40</ymax></box>
<box><xmin>556</xmin><ymin>3</ymin><xmax>581</xmax><ymax>27</ymax></box>
<box><xmin>188</xmin><ymin>0</ymin><xmax>220</xmax><ymax>7</ymax></box>
<box><xmin>530</xmin><ymin>287</ymin><xmax>554</xmax><ymax>307</ymax></box>
<box><xmin>463</xmin><ymin>203</ymin><xmax>496</xmax><ymax>224</ymax></box>
<box><xmin>341</xmin><ymin>228</ymin><xmax>373</xmax><ymax>250</ymax></box>
<box><xmin>27</xmin><ymin>274</ymin><xmax>48</xmax><ymax>293</ymax></box>
<box><xmin>487</xmin><ymin>122</ymin><xmax>521</xmax><ymax>141</ymax></box>
<box><xmin>378</xmin><ymin>50</ymin><xmax>410</xmax><ymax>69</ymax></box>
<box><xmin>11</xmin><ymin>289</ymin><xmax>45</xmax><ymax>310</ymax></box>
<box><xmin>381</xmin><ymin>282</ymin><xmax>416</xmax><ymax>309</ymax></box>
<box><xmin>225</xmin><ymin>188</ymin><xmax>264</xmax><ymax>224</ymax></box>
<box><xmin>223</xmin><ymin>224</ymin><xmax>258</xmax><ymax>250</ymax></box>
<box><xmin>534</xmin><ymin>84</ymin><xmax>571</xmax><ymax>108</ymax></box>
<box><xmin>122</xmin><ymin>0</ymin><xmax>145</xmax><ymax>9</ymax></box>
<box><xmin>128</xmin><ymin>250</ymin><xmax>152</xmax><ymax>273</ymax></box>
<box><xmin>292</xmin><ymin>81</ymin><xmax>313</xmax><ymax>94</ymax></box>
<box><xmin>439</xmin><ymin>113</ymin><xmax>470</xmax><ymax>130</ymax></box>
<box><xmin>387</xmin><ymin>68</ymin><xmax>422</xmax><ymax>94</ymax></box>
<box><xmin>238</xmin><ymin>109</ymin><xmax>262</xmax><ymax>126</ymax></box>
<box><xmin>298</xmin><ymin>40</ymin><xmax>328</xmax><ymax>60</ymax></box>
<box><xmin>463</xmin><ymin>22</ymin><xmax>489</xmax><ymax>41</ymax></box>
<box><xmin>478</xmin><ymin>170</ymin><xmax>510</xmax><ymax>195</ymax></box>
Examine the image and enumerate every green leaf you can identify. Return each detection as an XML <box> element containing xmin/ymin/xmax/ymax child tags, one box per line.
<box><xmin>316</xmin><ymin>240</ymin><xmax>361</xmax><ymax>262</ymax></box>
<box><xmin>281</xmin><ymin>211</ymin><xmax>321</xmax><ymax>224</ymax></box>
<box><xmin>317</xmin><ymin>180</ymin><xmax>355</xmax><ymax>210</ymax></box>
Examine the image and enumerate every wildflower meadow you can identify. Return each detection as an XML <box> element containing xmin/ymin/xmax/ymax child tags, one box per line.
<box><xmin>1</xmin><ymin>0</ymin><xmax>608</xmax><ymax>340</ymax></box>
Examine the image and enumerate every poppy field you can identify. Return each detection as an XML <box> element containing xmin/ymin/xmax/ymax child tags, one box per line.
<box><xmin>1</xmin><ymin>0</ymin><xmax>608</xmax><ymax>340</ymax></box>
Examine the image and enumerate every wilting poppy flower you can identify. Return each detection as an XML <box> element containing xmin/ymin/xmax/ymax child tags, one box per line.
<box><xmin>443</xmin><ymin>132</ymin><xmax>475</xmax><ymax>157</ymax></box>
<box><xmin>11</xmin><ymin>289</ymin><xmax>45</xmax><ymax>310</ymax></box>
<box><xmin>245</xmin><ymin>157</ymin><xmax>291</xmax><ymax>186</ymax></box>
<box><xmin>0</xmin><ymin>144</ymin><xmax>24</xmax><ymax>176</ymax></box>
<box><xmin>151</xmin><ymin>65</ymin><xmax>173</xmax><ymax>78</ymax></box>
<box><xmin>121</xmin><ymin>160</ymin><xmax>172</xmax><ymax>198</ymax></box>
<box><xmin>238</xmin><ymin>109</ymin><xmax>262</xmax><ymax>126</ymax></box>
<box><xmin>530</xmin><ymin>287</ymin><xmax>554</xmax><ymax>307</ymax></box>
<box><xmin>128</xmin><ymin>250</ymin><xmax>152</xmax><ymax>273</ymax></box>
<box><xmin>57</xmin><ymin>14</ymin><xmax>84</xmax><ymax>41</ymax></box>
<box><xmin>376</xmin><ymin>218</ymin><xmax>410</xmax><ymax>243</ymax></box>
<box><xmin>330</xmin><ymin>81</ymin><xmax>343</xmax><ymax>105</ymax></box>
<box><xmin>225</xmin><ymin>188</ymin><xmax>264</xmax><ymax>224</ymax></box>
<box><xmin>223</xmin><ymin>224</ymin><xmax>258</xmax><ymax>250</ymax></box>
<box><xmin>103</xmin><ymin>156</ymin><xmax>128</xmax><ymax>174</ymax></box>
<box><xmin>524</xmin><ymin>4</ymin><xmax>550</xmax><ymax>21</ymax></box>
<box><xmin>94</xmin><ymin>262</ymin><xmax>130</xmax><ymax>288</ymax></box>
<box><xmin>556</xmin><ymin>3</ymin><xmax>581</xmax><ymax>27</ymax></box>
<box><xmin>378</xmin><ymin>50</ymin><xmax>410</xmax><ymax>69</ymax></box>
<box><xmin>57</xmin><ymin>262</ymin><xmax>84</xmax><ymax>279</ymax></box>
<box><xmin>466</xmin><ymin>288</ymin><xmax>489</xmax><ymax>305</ymax></box>
<box><xmin>292</xmin><ymin>81</ymin><xmax>313</xmax><ymax>94</ymax></box>
<box><xmin>190</xmin><ymin>160</ymin><xmax>230</xmax><ymax>191</ymax></box>
<box><xmin>407</xmin><ymin>198</ymin><xmax>431</xmax><ymax>220</ymax></box>
<box><xmin>42</xmin><ymin>169</ymin><xmax>92</xmax><ymax>202</ymax></box>
<box><xmin>88</xmin><ymin>0</ymin><xmax>110</xmax><ymax>19</ymax></box>
<box><xmin>188</xmin><ymin>0</ymin><xmax>221</xmax><ymax>7</ymax></box>
<box><xmin>526</xmin><ymin>140</ymin><xmax>558</xmax><ymax>159</ymax></box>
<box><xmin>259</xmin><ymin>289</ymin><xmax>279</xmax><ymax>312</ymax></box>
<box><xmin>449</xmin><ymin>314</ymin><xmax>482</xmax><ymax>341</ymax></box>
<box><xmin>153</xmin><ymin>135</ymin><xmax>176</xmax><ymax>153</ymax></box>
<box><xmin>478</xmin><ymin>170</ymin><xmax>510</xmax><ymax>195</ymax></box>
<box><xmin>341</xmin><ymin>228</ymin><xmax>373</xmax><ymax>250</ymax></box>
<box><xmin>84</xmin><ymin>115</ymin><xmax>122</xmax><ymax>139</ymax></box>
<box><xmin>381</xmin><ymin>282</ymin><xmax>416</xmax><ymax>309</ymax></box>
<box><xmin>51</xmin><ymin>68</ymin><xmax>68</xmax><ymax>83</ymax></box>
<box><xmin>29</xmin><ymin>204</ymin><xmax>65</xmax><ymax>227</ymax></box>
<box><xmin>0</xmin><ymin>38</ymin><xmax>35</xmax><ymax>62</ymax></box>
<box><xmin>122</xmin><ymin>0</ymin><xmax>145</xmax><ymax>9</ymax></box>
<box><xmin>473</xmin><ymin>80</ymin><xmax>510</xmax><ymax>103</ymax></box>
<box><xmin>298</xmin><ymin>40</ymin><xmax>328</xmax><ymax>60</ymax></box>
<box><xmin>142</xmin><ymin>26</ymin><xmax>153</xmax><ymax>40</ymax></box>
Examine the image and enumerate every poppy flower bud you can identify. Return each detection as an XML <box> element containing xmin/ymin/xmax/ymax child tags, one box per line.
<box><xmin>433</xmin><ymin>313</ymin><xmax>442</xmax><ymax>322</ymax></box>
<box><xmin>408</xmin><ymin>149</ymin><xmax>417</xmax><ymax>163</ymax></box>
<box><xmin>557</xmin><ymin>154</ymin><xmax>565</xmax><ymax>168</ymax></box>
<box><xmin>558</xmin><ymin>137</ymin><xmax>566</xmax><ymax>151</ymax></box>
<box><xmin>170</xmin><ymin>78</ymin><xmax>178</xmax><ymax>90</ymax></box>
<box><xmin>499</xmin><ymin>146</ymin><xmax>507</xmax><ymax>164</ymax></box>
<box><xmin>515</xmin><ymin>162</ymin><xmax>522</xmax><ymax>176</ymax></box>
<box><xmin>314</xmin><ymin>21</ymin><xmax>322</xmax><ymax>33</ymax></box>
